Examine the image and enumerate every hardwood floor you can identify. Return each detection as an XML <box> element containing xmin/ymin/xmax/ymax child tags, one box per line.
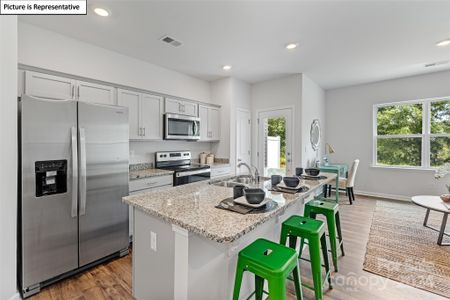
<box><xmin>29</xmin><ymin>196</ymin><xmax>447</xmax><ymax>300</ymax></box>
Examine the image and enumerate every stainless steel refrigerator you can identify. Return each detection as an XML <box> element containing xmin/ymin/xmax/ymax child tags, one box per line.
<box><xmin>18</xmin><ymin>95</ymin><xmax>130</xmax><ymax>297</ymax></box>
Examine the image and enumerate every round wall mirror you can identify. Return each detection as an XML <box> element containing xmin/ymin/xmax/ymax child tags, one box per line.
<box><xmin>310</xmin><ymin>119</ymin><xmax>321</xmax><ymax>151</ymax></box>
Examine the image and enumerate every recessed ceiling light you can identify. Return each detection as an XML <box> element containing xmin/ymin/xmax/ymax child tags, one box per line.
<box><xmin>93</xmin><ymin>7</ymin><xmax>110</xmax><ymax>17</ymax></box>
<box><xmin>222</xmin><ymin>65</ymin><xmax>232</xmax><ymax>71</ymax></box>
<box><xmin>436</xmin><ymin>39</ymin><xmax>450</xmax><ymax>47</ymax></box>
<box><xmin>286</xmin><ymin>43</ymin><xmax>298</xmax><ymax>50</ymax></box>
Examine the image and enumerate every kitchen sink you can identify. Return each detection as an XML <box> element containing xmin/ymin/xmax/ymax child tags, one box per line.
<box><xmin>210</xmin><ymin>176</ymin><xmax>271</xmax><ymax>188</ymax></box>
<box><xmin>211</xmin><ymin>181</ymin><xmax>243</xmax><ymax>188</ymax></box>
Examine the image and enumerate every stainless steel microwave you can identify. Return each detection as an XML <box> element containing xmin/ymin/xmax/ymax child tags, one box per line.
<box><xmin>164</xmin><ymin>114</ymin><xmax>200</xmax><ymax>140</ymax></box>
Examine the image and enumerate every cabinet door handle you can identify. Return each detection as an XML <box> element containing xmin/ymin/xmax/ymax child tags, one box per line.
<box><xmin>77</xmin><ymin>86</ymin><xmax>80</xmax><ymax>99</ymax></box>
<box><xmin>71</xmin><ymin>86</ymin><xmax>74</xmax><ymax>99</ymax></box>
<box><xmin>139</xmin><ymin>127</ymin><xmax>142</xmax><ymax>136</ymax></box>
<box><xmin>143</xmin><ymin>127</ymin><xmax>146</xmax><ymax>137</ymax></box>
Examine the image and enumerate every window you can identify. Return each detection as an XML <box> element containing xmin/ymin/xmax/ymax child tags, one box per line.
<box><xmin>374</xmin><ymin>98</ymin><xmax>450</xmax><ymax>168</ymax></box>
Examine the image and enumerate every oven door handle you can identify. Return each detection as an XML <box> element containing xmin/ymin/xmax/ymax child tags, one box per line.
<box><xmin>176</xmin><ymin>168</ymin><xmax>211</xmax><ymax>177</ymax></box>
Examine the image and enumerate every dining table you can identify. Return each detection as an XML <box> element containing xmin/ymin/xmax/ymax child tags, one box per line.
<box><xmin>319</xmin><ymin>163</ymin><xmax>349</xmax><ymax>202</ymax></box>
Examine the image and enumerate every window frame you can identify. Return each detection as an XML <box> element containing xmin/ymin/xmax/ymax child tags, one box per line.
<box><xmin>373</xmin><ymin>96</ymin><xmax>450</xmax><ymax>169</ymax></box>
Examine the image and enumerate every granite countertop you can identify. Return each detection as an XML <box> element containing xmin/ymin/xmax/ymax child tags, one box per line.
<box><xmin>123</xmin><ymin>173</ymin><xmax>336</xmax><ymax>243</ymax></box>
<box><xmin>204</xmin><ymin>163</ymin><xmax>231</xmax><ymax>168</ymax></box>
<box><xmin>129</xmin><ymin>168</ymin><xmax>174</xmax><ymax>181</ymax></box>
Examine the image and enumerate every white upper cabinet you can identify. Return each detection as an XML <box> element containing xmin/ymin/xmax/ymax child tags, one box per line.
<box><xmin>198</xmin><ymin>106</ymin><xmax>209</xmax><ymax>140</ymax></box>
<box><xmin>140</xmin><ymin>93</ymin><xmax>164</xmax><ymax>140</ymax></box>
<box><xmin>199</xmin><ymin>105</ymin><xmax>220</xmax><ymax>141</ymax></box>
<box><xmin>118</xmin><ymin>89</ymin><xmax>163</xmax><ymax>140</ymax></box>
<box><xmin>118</xmin><ymin>89</ymin><xmax>141</xmax><ymax>140</ymax></box>
<box><xmin>25</xmin><ymin>71</ymin><xmax>75</xmax><ymax>100</ymax></box>
<box><xmin>165</xmin><ymin>98</ymin><xmax>198</xmax><ymax>117</ymax></box>
<box><xmin>77</xmin><ymin>81</ymin><xmax>115</xmax><ymax>105</ymax></box>
<box><xmin>208</xmin><ymin>107</ymin><xmax>220</xmax><ymax>141</ymax></box>
<box><xmin>24</xmin><ymin>71</ymin><xmax>115</xmax><ymax>105</ymax></box>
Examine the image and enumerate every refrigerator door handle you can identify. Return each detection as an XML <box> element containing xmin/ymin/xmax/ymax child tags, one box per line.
<box><xmin>79</xmin><ymin>127</ymin><xmax>87</xmax><ymax>216</ymax></box>
<box><xmin>71</xmin><ymin>127</ymin><xmax>78</xmax><ymax>218</ymax></box>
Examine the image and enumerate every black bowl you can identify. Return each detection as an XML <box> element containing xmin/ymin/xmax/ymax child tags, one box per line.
<box><xmin>283</xmin><ymin>176</ymin><xmax>300</xmax><ymax>188</ymax></box>
<box><xmin>305</xmin><ymin>168</ymin><xmax>320</xmax><ymax>176</ymax></box>
<box><xmin>243</xmin><ymin>188</ymin><xmax>266</xmax><ymax>204</ymax></box>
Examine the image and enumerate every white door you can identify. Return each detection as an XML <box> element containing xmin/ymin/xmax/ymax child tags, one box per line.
<box><xmin>25</xmin><ymin>71</ymin><xmax>75</xmax><ymax>100</ymax></box>
<box><xmin>236</xmin><ymin>109</ymin><xmax>252</xmax><ymax>174</ymax></box>
<box><xmin>198</xmin><ymin>105</ymin><xmax>209</xmax><ymax>141</ymax></box>
<box><xmin>118</xmin><ymin>89</ymin><xmax>141</xmax><ymax>140</ymax></box>
<box><xmin>258</xmin><ymin>108</ymin><xmax>293</xmax><ymax>176</ymax></box>
<box><xmin>208</xmin><ymin>107</ymin><xmax>220</xmax><ymax>140</ymax></box>
<box><xmin>140</xmin><ymin>93</ymin><xmax>163</xmax><ymax>140</ymax></box>
<box><xmin>77</xmin><ymin>81</ymin><xmax>115</xmax><ymax>105</ymax></box>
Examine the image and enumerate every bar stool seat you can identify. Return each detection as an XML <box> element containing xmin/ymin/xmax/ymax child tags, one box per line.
<box><xmin>280</xmin><ymin>216</ymin><xmax>331</xmax><ymax>300</ymax></box>
<box><xmin>232</xmin><ymin>238</ymin><xmax>303</xmax><ymax>300</ymax></box>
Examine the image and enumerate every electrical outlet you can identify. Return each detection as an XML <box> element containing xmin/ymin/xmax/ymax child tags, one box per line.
<box><xmin>150</xmin><ymin>231</ymin><xmax>157</xmax><ymax>251</ymax></box>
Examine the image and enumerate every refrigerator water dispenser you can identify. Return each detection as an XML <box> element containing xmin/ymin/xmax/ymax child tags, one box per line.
<box><xmin>35</xmin><ymin>160</ymin><xmax>67</xmax><ymax>197</ymax></box>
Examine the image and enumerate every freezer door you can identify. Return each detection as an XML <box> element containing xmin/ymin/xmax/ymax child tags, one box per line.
<box><xmin>78</xmin><ymin>102</ymin><xmax>129</xmax><ymax>266</ymax></box>
<box><xmin>20</xmin><ymin>96</ymin><xmax>79</xmax><ymax>289</ymax></box>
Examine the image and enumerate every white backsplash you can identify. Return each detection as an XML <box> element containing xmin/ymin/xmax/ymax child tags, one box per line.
<box><xmin>130</xmin><ymin>141</ymin><xmax>213</xmax><ymax>165</ymax></box>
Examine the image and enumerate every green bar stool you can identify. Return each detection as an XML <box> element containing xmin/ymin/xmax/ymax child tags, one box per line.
<box><xmin>304</xmin><ymin>199</ymin><xmax>345</xmax><ymax>272</ymax></box>
<box><xmin>280</xmin><ymin>216</ymin><xmax>331</xmax><ymax>300</ymax></box>
<box><xmin>232</xmin><ymin>238</ymin><xmax>303</xmax><ymax>300</ymax></box>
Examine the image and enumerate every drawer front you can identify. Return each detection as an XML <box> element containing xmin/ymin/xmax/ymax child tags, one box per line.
<box><xmin>129</xmin><ymin>175</ymin><xmax>173</xmax><ymax>192</ymax></box>
<box><xmin>211</xmin><ymin>166</ymin><xmax>232</xmax><ymax>178</ymax></box>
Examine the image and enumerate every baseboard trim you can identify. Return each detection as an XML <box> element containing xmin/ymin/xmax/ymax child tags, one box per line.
<box><xmin>354</xmin><ymin>190</ymin><xmax>410</xmax><ymax>202</ymax></box>
<box><xmin>8</xmin><ymin>292</ymin><xmax>21</xmax><ymax>300</ymax></box>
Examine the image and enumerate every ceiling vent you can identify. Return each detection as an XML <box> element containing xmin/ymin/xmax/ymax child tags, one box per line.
<box><xmin>424</xmin><ymin>60</ymin><xmax>449</xmax><ymax>68</ymax></box>
<box><xmin>160</xmin><ymin>35</ymin><xmax>182</xmax><ymax>47</ymax></box>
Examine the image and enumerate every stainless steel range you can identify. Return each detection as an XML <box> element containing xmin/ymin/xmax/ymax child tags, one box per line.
<box><xmin>155</xmin><ymin>151</ymin><xmax>211</xmax><ymax>186</ymax></box>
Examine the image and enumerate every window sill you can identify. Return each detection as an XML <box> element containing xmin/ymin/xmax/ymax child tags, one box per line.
<box><xmin>370</xmin><ymin>164</ymin><xmax>436</xmax><ymax>172</ymax></box>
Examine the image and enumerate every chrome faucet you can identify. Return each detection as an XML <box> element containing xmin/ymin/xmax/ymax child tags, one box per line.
<box><xmin>237</xmin><ymin>162</ymin><xmax>260</xmax><ymax>183</ymax></box>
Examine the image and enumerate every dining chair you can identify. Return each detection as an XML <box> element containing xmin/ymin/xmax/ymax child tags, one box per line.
<box><xmin>329</xmin><ymin>159</ymin><xmax>360</xmax><ymax>205</ymax></box>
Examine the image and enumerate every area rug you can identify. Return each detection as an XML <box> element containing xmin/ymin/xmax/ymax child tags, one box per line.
<box><xmin>363</xmin><ymin>200</ymin><xmax>450</xmax><ymax>298</ymax></box>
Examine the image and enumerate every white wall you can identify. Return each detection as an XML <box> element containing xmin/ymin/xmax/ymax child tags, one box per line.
<box><xmin>0</xmin><ymin>16</ymin><xmax>19</xmax><ymax>300</ymax></box>
<box><xmin>211</xmin><ymin>77</ymin><xmax>251</xmax><ymax>172</ymax></box>
<box><xmin>18</xmin><ymin>22</ymin><xmax>211</xmax><ymax>103</ymax></box>
<box><xmin>210</xmin><ymin>78</ymin><xmax>232</xmax><ymax>162</ymax></box>
<box><xmin>326</xmin><ymin>70</ymin><xmax>450</xmax><ymax>199</ymax></box>
<box><xmin>301</xmin><ymin>74</ymin><xmax>325</xmax><ymax>167</ymax></box>
<box><xmin>251</xmin><ymin>75</ymin><xmax>302</xmax><ymax>172</ymax></box>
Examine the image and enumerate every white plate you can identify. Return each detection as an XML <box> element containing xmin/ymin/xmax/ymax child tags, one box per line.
<box><xmin>233</xmin><ymin>196</ymin><xmax>272</xmax><ymax>208</ymax></box>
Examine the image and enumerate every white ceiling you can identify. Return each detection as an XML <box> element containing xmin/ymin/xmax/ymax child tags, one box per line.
<box><xmin>20</xmin><ymin>1</ymin><xmax>450</xmax><ymax>89</ymax></box>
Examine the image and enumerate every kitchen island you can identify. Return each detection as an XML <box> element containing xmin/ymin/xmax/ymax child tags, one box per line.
<box><xmin>123</xmin><ymin>173</ymin><xmax>336</xmax><ymax>300</ymax></box>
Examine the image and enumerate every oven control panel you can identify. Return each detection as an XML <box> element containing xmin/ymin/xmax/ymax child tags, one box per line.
<box><xmin>156</xmin><ymin>151</ymin><xmax>191</xmax><ymax>162</ymax></box>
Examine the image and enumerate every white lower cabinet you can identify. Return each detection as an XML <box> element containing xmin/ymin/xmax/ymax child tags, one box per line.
<box><xmin>128</xmin><ymin>175</ymin><xmax>173</xmax><ymax>237</ymax></box>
